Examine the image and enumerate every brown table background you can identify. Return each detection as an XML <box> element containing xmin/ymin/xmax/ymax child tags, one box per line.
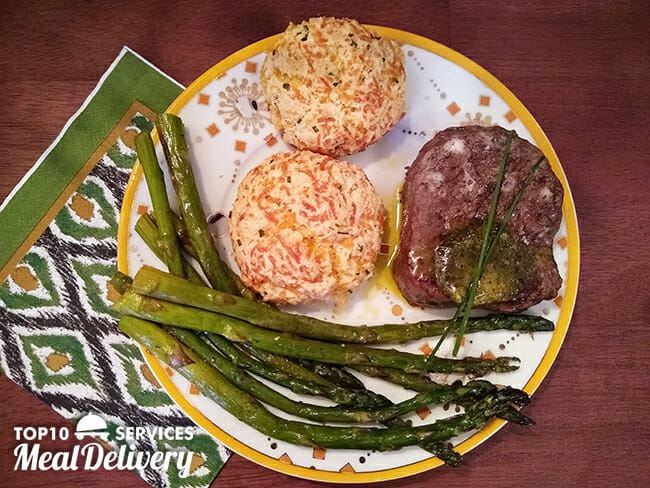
<box><xmin>1</xmin><ymin>1</ymin><xmax>648</xmax><ymax>487</ymax></box>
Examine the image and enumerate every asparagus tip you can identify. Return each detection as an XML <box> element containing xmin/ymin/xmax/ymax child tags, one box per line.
<box><xmin>110</xmin><ymin>271</ymin><xmax>132</xmax><ymax>294</ymax></box>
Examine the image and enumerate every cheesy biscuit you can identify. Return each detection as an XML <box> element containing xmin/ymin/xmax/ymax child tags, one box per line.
<box><xmin>261</xmin><ymin>17</ymin><xmax>405</xmax><ymax>157</ymax></box>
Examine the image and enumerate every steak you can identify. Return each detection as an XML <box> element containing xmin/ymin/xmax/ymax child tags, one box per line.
<box><xmin>393</xmin><ymin>125</ymin><xmax>563</xmax><ymax>312</ymax></box>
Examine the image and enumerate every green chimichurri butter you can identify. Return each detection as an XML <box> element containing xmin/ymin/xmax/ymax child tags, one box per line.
<box><xmin>434</xmin><ymin>221</ymin><xmax>534</xmax><ymax>305</ymax></box>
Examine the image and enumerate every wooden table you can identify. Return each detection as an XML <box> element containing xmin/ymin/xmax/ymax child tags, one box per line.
<box><xmin>1</xmin><ymin>1</ymin><xmax>648</xmax><ymax>486</ymax></box>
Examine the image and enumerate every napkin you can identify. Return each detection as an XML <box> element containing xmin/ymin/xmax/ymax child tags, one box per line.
<box><xmin>0</xmin><ymin>47</ymin><xmax>230</xmax><ymax>488</ymax></box>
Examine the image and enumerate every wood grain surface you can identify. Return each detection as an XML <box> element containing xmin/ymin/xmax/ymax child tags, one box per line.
<box><xmin>1</xmin><ymin>1</ymin><xmax>648</xmax><ymax>487</ymax></box>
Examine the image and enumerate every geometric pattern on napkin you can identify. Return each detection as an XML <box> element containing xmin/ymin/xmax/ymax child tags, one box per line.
<box><xmin>0</xmin><ymin>110</ymin><xmax>229</xmax><ymax>488</ymax></box>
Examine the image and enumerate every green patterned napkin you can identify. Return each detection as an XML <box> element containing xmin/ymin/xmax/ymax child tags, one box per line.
<box><xmin>0</xmin><ymin>47</ymin><xmax>230</xmax><ymax>487</ymax></box>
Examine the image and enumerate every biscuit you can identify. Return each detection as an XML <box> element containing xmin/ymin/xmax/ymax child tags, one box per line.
<box><xmin>261</xmin><ymin>17</ymin><xmax>405</xmax><ymax>157</ymax></box>
<box><xmin>229</xmin><ymin>150</ymin><xmax>385</xmax><ymax>304</ymax></box>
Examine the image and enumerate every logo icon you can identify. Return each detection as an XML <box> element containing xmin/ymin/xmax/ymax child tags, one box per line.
<box><xmin>74</xmin><ymin>413</ymin><xmax>110</xmax><ymax>441</ymax></box>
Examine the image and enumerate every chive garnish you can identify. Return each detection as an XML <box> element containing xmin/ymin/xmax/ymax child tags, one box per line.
<box><xmin>433</xmin><ymin>145</ymin><xmax>547</xmax><ymax>359</ymax></box>
<box><xmin>428</xmin><ymin>130</ymin><xmax>541</xmax><ymax>360</ymax></box>
<box><xmin>450</xmin><ymin>131</ymin><xmax>515</xmax><ymax>354</ymax></box>
<box><xmin>484</xmin><ymin>155</ymin><xmax>546</xmax><ymax>265</ymax></box>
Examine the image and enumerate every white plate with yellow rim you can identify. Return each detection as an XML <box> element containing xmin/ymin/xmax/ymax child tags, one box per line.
<box><xmin>117</xmin><ymin>26</ymin><xmax>579</xmax><ymax>483</ymax></box>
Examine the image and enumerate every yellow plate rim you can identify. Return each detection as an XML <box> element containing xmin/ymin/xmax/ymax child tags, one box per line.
<box><xmin>117</xmin><ymin>25</ymin><xmax>580</xmax><ymax>483</ymax></box>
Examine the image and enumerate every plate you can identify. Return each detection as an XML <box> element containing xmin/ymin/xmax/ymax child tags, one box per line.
<box><xmin>117</xmin><ymin>27</ymin><xmax>579</xmax><ymax>482</ymax></box>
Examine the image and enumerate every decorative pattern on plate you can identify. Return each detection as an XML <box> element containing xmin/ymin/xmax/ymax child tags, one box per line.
<box><xmin>217</xmin><ymin>77</ymin><xmax>269</xmax><ymax>134</ymax></box>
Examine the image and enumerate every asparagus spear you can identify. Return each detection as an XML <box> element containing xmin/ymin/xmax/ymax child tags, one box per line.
<box><xmin>245</xmin><ymin>349</ymin><xmax>414</xmax><ymax>429</ymax></box>
<box><xmin>351</xmin><ymin>366</ymin><xmax>533</xmax><ymax>427</ymax></box>
<box><xmin>295</xmin><ymin>359</ymin><xmax>366</xmax><ymax>390</ymax></box>
<box><xmin>237</xmin><ymin>343</ymin><xmax>346</xmax><ymax>388</ymax></box>
<box><xmin>110</xmin><ymin>271</ymin><xmax>133</xmax><ymax>295</ymax></box>
<box><xmin>156</xmin><ymin>113</ymin><xmax>238</xmax><ymax>294</ymax></box>
<box><xmin>136</xmin><ymin>212</ymin><xmax>193</xmax><ymax>259</ymax></box>
<box><xmin>169</xmin><ymin>210</ymin><xmax>194</xmax><ymax>256</ymax></box>
<box><xmin>135</xmin><ymin>132</ymin><xmax>185</xmax><ymax>277</ymax></box>
<box><xmin>112</xmin><ymin>290</ymin><xmax>520</xmax><ymax>375</ymax></box>
<box><xmin>134</xmin><ymin>214</ymin><xmax>205</xmax><ymax>285</ymax></box>
<box><xmin>170</xmin><ymin>326</ymin><xmax>496</xmax><ymax>424</ymax></box>
<box><xmin>421</xmin><ymin>441</ymin><xmax>463</xmax><ymax>467</ymax></box>
<box><xmin>145</xmin><ymin>187</ymin><xmax>255</xmax><ymax>300</ymax></box>
<box><xmin>135</xmin><ymin>213</ymin><xmax>258</xmax><ymax>301</ymax></box>
<box><xmin>238</xmin><ymin>344</ymin><xmax>415</xmax><ymax>429</ymax></box>
<box><xmin>131</xmin><ymin>266</ymin><xmax>554</xmax><ymax>344</ymax></box>
<box><xmin>207</xmin><ymin>333</ymin><xmax>391</xmax><ymax>408</ymax></box>
<box><xmin>351</xmin><ymin>365</ymin><xmax>445</xmax><ymax>392</ymax></box>
<box><xmin>240</xmin><ymin>343</ymin><xmax>446</xmax><ymax>433</ymax></box>
<box><xmin>120</xmin><ymin>316</ymin><xmax>528</xmax><ymax>451</ymax></box>
<box><xmin>238</xmin><ymin>342</ymin><xmax>392</xmax><ymax>408</ymax></box>
<box><xmin>496</xmin><ymin>407</ymin><xmax>535</xmax><ymax>426</ymax></box>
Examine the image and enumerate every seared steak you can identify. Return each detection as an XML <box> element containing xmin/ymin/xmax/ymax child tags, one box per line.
<box><xmin>393</xmin><ymin>125</ymin><xmax>563</xmax><ymax>312</ymax></box>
